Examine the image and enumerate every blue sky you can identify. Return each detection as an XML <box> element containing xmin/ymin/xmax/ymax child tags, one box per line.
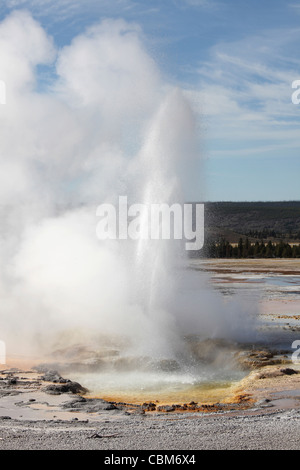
<box><xmin>0</xmin><ymin>0</ymin><xmax>299</xmax><ymax>201</ymax></box>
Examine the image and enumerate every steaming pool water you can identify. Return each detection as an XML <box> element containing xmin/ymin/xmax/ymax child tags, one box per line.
<box><xmin>63</xmin><ymin>340</ymin><xmax>248</xmax><ymax>405</ymax></box>
<box><xmin>60</xmin><ymin>259</ymin><xmax>300</xmax><ymax>405</ymax></box>
<box><xmin>70</xmin><ymin>369</ymin><xmax>244</xmax><ymax>405</ymax></box>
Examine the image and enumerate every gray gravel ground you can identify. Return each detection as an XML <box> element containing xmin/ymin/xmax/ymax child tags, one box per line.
<box><xmin>0</xmin><ymin>407</ymin><xmax>300</xmax><ymax>450</ymax></box>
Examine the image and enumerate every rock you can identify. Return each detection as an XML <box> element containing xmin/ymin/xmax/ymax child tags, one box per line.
<box><xmin>141</xmin><ymin>402</ymin><xmax>156</xmax><ymax>411</ymax></box>
<box><xmin>256</xmin><ymin>367</ymin><xmax>299</xmax><ymax>379</ymax></box>
<box><xmin>58</xmin><ymin>378</ymin><xmax>71</xmax><ymax>384</ymax></box>
<box><xmin>104</xmin><ymin>403</ymin><xmax>118</xmax><ymax>410</ymax></box>
<box><xmin>235</xmin><ymin>348</ymin><xmax>290</xmax><ymax>370</ymax></box>
<box><xmin>65</xmin><ymin>396</ymin><xmax>87</xmax><ymax>406</ymax></box>
<box><xmin>43</xmin><ymin>381</ymin><xmax>88</xmax><ymax>395</ymax></box>
<box><xmin>7</xmin><ymin>377</ymin><xmax>18</xmax><ymax>385</ymax></box>
<box><xmin>280</xmin><ymin>368</ymin><xmax>298</xmax><ymax>375</ymax></box>
<box><xmin>256</xmin><ymin>399</ymin><xmax>273</xmax><ymax>408</ymax></box>
<box><xmin>40</xmin><ymin>370</ymin><xmax>69</xmax><ymax>383</ymax></box>
<box><xmin>157</xmin><ymin>405</ymin><xmax>175</xmax><ymax>412</ymax></box>
<box><xmin>61</xmin><ymin>397</ymin><xmax>119</xmax><ymax>412</ymax></box>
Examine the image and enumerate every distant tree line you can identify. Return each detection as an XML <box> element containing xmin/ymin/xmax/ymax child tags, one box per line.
<box><xmin>199</xmin><ymin>238</ymin><xmax>300</xmax><ymax>258</ymax></box>
<box><xmin>242</xmin><ymin>229</ymin><xmax>300</xmax><ymax>240</ymax></box>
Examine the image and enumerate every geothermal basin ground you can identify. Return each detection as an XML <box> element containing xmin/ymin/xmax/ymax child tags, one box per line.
<box><xmin>1</xmin><ymin>259</ymin><xmax>300</xmax><ymax>450</ymax></box>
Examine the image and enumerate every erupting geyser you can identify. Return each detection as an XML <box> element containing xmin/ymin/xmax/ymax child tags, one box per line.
<box><xmin>0</xmin><ymin>11</ymin><xmax>257</xmax><ymax>400</ymax></box>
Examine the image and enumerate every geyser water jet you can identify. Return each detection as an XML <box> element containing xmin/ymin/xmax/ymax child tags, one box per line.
<box><xmin>124</xmin><ymin>89</ymin><xmax>197</xmax><ymax>360</ymax></box>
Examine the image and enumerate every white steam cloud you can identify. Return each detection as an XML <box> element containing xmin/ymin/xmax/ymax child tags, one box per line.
<box><xmin>0</xmin><ymin>10</ymin><xmax>257</xmax><ymax>365</ymax></box>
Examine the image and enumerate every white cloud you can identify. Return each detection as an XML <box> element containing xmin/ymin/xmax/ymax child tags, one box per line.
<box><xmin>289</xmin><ymin>3</ymin><xmax>300</xmax><ymax>12</ymax></box>
<box><xmin>183</xmin><ymin>0</ymin><xmax>210</xmax><ymax>5</ymax></box>
<box><xmin>175</xmin><ymin>0</ymin><xmax>217</xmax><ymax>8</ymax></box>
<box><xmin>0</xmin><ymin>9</ymin><xmax>55</xmax><ymax>89</ymax></box>
<box><xmin>2</xmin><ymin>0</ymin><xmax>138</xmax><ymax>21</ymax></box>
<box><xmin>190</xmin><ymin>28</ymin><xmax>300</xmax><ymax>158</ymax></box>
<box><xmin>55</xmin><ymin>19</ymin><xmax>160</xmax><ymax>110</ymax></box>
